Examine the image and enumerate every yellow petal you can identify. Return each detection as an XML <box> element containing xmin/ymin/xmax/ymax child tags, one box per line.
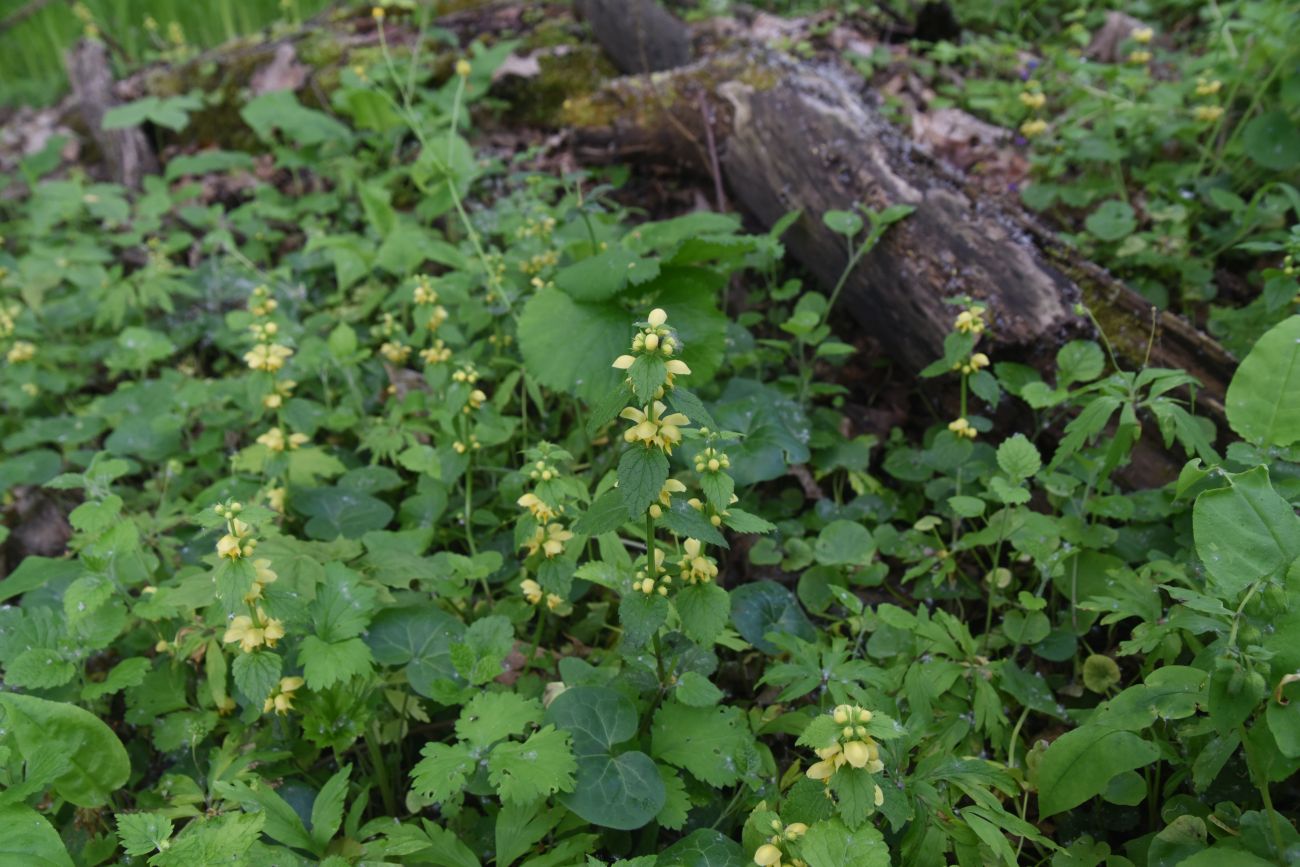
<box><xmin>753</xmin><ymin>844</ymin><xmax>783</xmax><ymax>867</ymax></box>
<box><xmin>612</xmin><ymin>354</ymin><xmax>636</xmax><ymax>369</ymax></box>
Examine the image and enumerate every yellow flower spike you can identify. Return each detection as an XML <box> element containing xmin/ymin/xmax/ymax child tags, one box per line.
<box><xmin>216</xmin><ymin>534</ymin><xmax>244</xmax><ymax>560</ymax></box>
<box><xmin>753</xmin><ymin>844</ymin><xmax>783</xmax><ymax>867</ymax></box>
<box><xmin>947</xmin><ymin>418</ymin><xmax>977</xmax><ymax>440</ymax></box>
<box><xmin>1127</xmin><ymin>49</ymin><xmax>1151</xmax><ymax>64</ymax></box>
<box><xmin>970</xmin><ymin>352</ymin><xmax>990</xmax><ymax>370</ymax></box>
<box><xmin>257</xmin><ymin>428</ymin><xmax>288</xmax><ymax>452</ymax></box>
<box><xmin>517</xmin><ymin>493</ymin><xmax>558</xmax><ymax>523</ymax></box>
<box><xmin>1132</xmin><ymin>26</ymin><xmax>1153</xmax><ymax>44</ymax></box>
<box><xmin>244</xmin><ymin>343</ymin><xmax>293</xmax><ymax>372</ymax></box>
<box><xmin>371</xmin><ymin>5</ymin><xmax>384</xmax><ymax>19</ymax></box>
<box><xmin>1020</xmin><ymin>118</ymin><xmax>1048</xmax><ymax>138</ymax></box>
<box><xmin>1018</xmin><ymin>91</ymin><xmax>1047</xmax><ymax>110</ymax></box>
<box><xmin>1194</xmin><ymin>105</ymin><xmax>1224</xmax><ymax>123</ymax></box>
<box><xmin>1196</xmin><ymin>78</ymin><xmax>1222</xmax><ymax>96</ymax></box>
<box><xmin>222</xmin><ymin>615</ymin><xmax>261</xmax><ymax>653</ymax></box>
<box><xmin>7</xmin><ymin>340</ymin><xmax>36</xmax><ymax>364</ymax></box>
<box><xmin>456</xmin><ymin>59</ymin><xmax>472</xmax><ymax>78</ymax></box>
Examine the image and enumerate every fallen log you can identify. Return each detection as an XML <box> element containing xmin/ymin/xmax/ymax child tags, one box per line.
<box><xmin>561</xmin><ymin>51</ymin><xmax>1237</xmax><ymax>433</ymax></box>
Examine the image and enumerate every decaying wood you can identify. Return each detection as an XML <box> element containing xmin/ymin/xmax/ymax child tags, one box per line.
<box><xmin>564</xmin><ymin>51</ymin><xmax>1237</xmax><ymax>429</ymax></box>
<box><xmin>576</xmin><ymin>0</ymin><xmax>692</xmax><ymax>74</ymax></box>
<box><xmin>65</xmin><ymin>38</ymin><xmax>158</xmax><ymax>188</ymax></box>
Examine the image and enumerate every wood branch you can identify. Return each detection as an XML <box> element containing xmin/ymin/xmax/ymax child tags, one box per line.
<box><xmin>65</xmin><ymin>38</ymin><xmax>158</xmax><ymax>188</ymax></box>
<box><xmin>563</xmin><ymin>51</ymin><xmax>1237</xmax><ymax>430</ymax></box>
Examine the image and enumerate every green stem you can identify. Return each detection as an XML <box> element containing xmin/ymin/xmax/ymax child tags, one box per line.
<box><xmin>365</xmin><ymin>721</ymin><xmax>397</xmax><ymax>818</ymax></box>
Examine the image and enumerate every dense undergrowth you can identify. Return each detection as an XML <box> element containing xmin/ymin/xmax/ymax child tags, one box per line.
<box><xmin>1</xmin><ymin>2</ymin><xmax>1299</xmax><ymax>866</ymax></box>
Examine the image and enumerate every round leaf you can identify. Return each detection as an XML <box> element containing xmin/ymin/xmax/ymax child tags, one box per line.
<box><xmin>0</xmin><ymin>693</ymin><xmax>130</xmax><ymax>808</ymax></box>
<box><xmin>1225</xmin><ymin>315</ymin><xmax>1300</xmax><ymax>447</ymax></box>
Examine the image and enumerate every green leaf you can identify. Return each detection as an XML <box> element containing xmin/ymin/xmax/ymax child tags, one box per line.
<box><xmin>1193</xmin><ymin>466</ymin><xmax>1300</xmax><ymax>596</ymax></box>
<box><xmin>0</xmin><ymin>556</ymin><xmax>81</xmax><ymax>603</ymax></box>
<box><xmin>241</xmin><ymin>90</ymin><xmax>351</xmax><ymax>147</ymax></box>
<box><xmin>660</xmin><ymin>500</ymin><xmax>727</xmax><ymax>548</ymax></box>
<box><xmin>544</xmin><ymin>686</ymin><xmax>665</xmax><ymax>829</ymax></box>
<box><xmin>620</xmin><ymin>591</ymin><xmax>669</xmax><ymax>648</ymax></box>
<box><xmin>0</xmin><ymin>693</ymin><xmax>130</xmax><ymax>808</ymax></box>
<box><xmin>799</xmin><ymin>818</ymin><xmax>891</xmax><ymax>867</ymax></box>
<box><xmin>495</xmin><ymin>802</ymin><xmax>562</xmax><ymax>867</ymax></box>
<box><xmin>619</xmin><ymin>447</ymin><xmax>668</xmax><ymax>518</ymax></box>
<box><xmin>947</xmin><ymin>495</ymin><xmax>986</xmax><ymax>519</ymax></box>
<box><xmin>813</xmin><ymin>520</ymin><xmax>876</xmax><ymax>567</ymax></box>
<box><xmin>822</xmin><ymin>210</ymin><xmax>864</xmax><ymax>237</ymax></box>
<box><xmin>364</xmin><ymin>604</ymin><xmax>467</xmax><ymax>701</ymax></box>
<box><xmin>518</xmin><ymin>287</ymin><xmax>627</xmax><ymax>402</ymax></box>
<box><xmin>830</xmin><ymin>765</ymin><xmax>881</xmax><ymax>828</ymax></box>
<box><xmin>5</xmin><ymin>648</ymin><xmax>75</xmax><ymax>689</ymax></box>
<box><xmin>730</xmin><ymin>581</ymin><xmax>816</xmax><ymax>653</ymax></box>
<box><xmin>628</xmin><ymin>354</ymin><xmax>668</xmax><ymax>402</ymax></box>
<box><xmin>1084</xmin><ymin>200</ymin><xmax>1136</xmax><ymax>241</ymax></box>
<box><xmin>310</xmin><ymin>764</ymin><xmax>351</xmax><ymax>848</ymax></box>
<box><xmin>997</xmin><ymin>434</ymin><xmax>1042</xmax><ymax>481</ymax></box>
<box><xmin>1056</xmin><ymin>340</ymin><xmax>1105</xmax><ymax>386</ymax></box>
<box><xmin>1241</xmin><ymin>111</ymin><xmax>1300</xmax><ymax>170</ymax></box>
<box><xmin>675</xmin><ymin>582</ymin><xmax>731</xmax><ymax>646</ymax></box>
<box><xmin>487</xmin><ymin>726</ymin><xmax>578</xmax><ymax>804</ymax></box>
<box><xmin>450</xmin><ymin>615</ymin><xmax>514</xmax><ymax>685</ymax></box>
<box><xmin>722</xmin><ymin>508</ymin><xmax>776</xmax><ymax>535</ymax></box>
<box><xmin>1036</xmin><ymin>727</ymin><xmax>1160</xmax><ymax>817</ymax></box>
<box><xmin>675</xmin><ymin>671</ymin><xmax>723</xmax><ymax>707</ymax></box>
<box><xmin>0</xmin><ymin>804</ymin><xmax>75</xmax><ymax>866</ymax></box>
<box><xmin>83</xmin><ymin>657</ymin><xmax>151</xmax><ymax>701</ymax></box>
<box><xmin>554</xmin><ymin>246</ymin><xmax>641</xmax><ymax>301</ymax></box>
<box><xmin>455</xmin><ymin>692</ymin><xmax>543</xmax><ymax>748</ymax></box>
<box><xmin>410</xmin><ymin>743</ymin><xmax>475</xmax><ymax>804</ymax></box>
<box><xmin>299</xmin><ymin>636</ymin><xmax>373</xmax><ymax>690</ymax></box>
<box><xmin>1225</xmin><ymin>315</ymin><xmax>1300</xmax><ymax>447</ymax></box>
<box><xmin>699</xmin><ymin>470</ymin><xmax>735</xmax><ymax>512</ymax></box>
<box><xmin>295</xmin><ymin>487</ymin><xmax>394</xmax><ymax>540</ymax></box>
<box><xmin>232</xmin><ymin>651</ymin><xmax>282</xmax><ymax>708</ymax></box>
<box><xmin>659</xmin><ymin>828</ymin><xmax>747</xmax><ymax>867</ymax></box>
<box><xmin>117</xmin><ymin>813</ymin><xmax>174</xmax><ymax>857</ymax></box>
<box><xmin>651</xmin><ymin>701</ymin><xmax>750</xmax><ymax>787</ymax></box>
<box><xmin>587</xmin><ymin>380</ymin><xmax>634</xmax><ymax>439</ymax></box>
<box><xmin>220</xmin><ymin>778</ymin><xmax>315</xmax><ymax>852</ymax></box>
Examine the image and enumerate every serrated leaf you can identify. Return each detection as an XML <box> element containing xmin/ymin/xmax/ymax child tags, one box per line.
<box><xmin>723</xmin><ymin>508</ymin><xmax>775</xmax><ymax>534</ymax></box>
<box><xmin>487</xmin><ymin>726</ymin><xmax>578</xmax><ymax>804</ymax></box>
<box><xmin>82</xmin><ymin>657</ymin><xmax>151</xmax><ymax>701</ymax></box>
<box><xmin>620</xmin><ymin>591</ymin><xmax>669</xmax><ymax>648</ymax></box>
<box><xmin>232</xmin><ymin>651</ymin><xmax>282</xmax><ymax>705</ymax></box>
<box><xmin>573</xmin><ymin>489</ymin><xmax>630</xmax><ymax>536</ymax></box>
<box><xmin>675</xmin><ymin>671</ymin><xmax>723</xmax><ymax>707</ymax></box>
<box><xmin>651</xmin><ymin>701</ymin><xmax>750</xmax><ymax>787</ymax></box>
<box><xmin>628</xmin><ymin>355</ymin><xmax>667</xmax><ymax>402</ymax></box>
<box><xmin>699</xmin><ymin>471</ymin><xmax>735</xmax><ymax>512</ymax></box>
<box><xmin>5</xmin><ymin>647</ymin><xmax>75</xmax><ymax>689</ymax></box>
<box><xmin>619</xmin><ymin>447</ymin><xmax>668</xmax><ymax>518</ymax></box>
<box><xmin>117</xmin><ymin>813</ymin><xmax>174</xmax><ymax>857</ymax></box>
<box><xmin>455</xmin><ymin>692</ymin><xmax>543</xmax><ymax>748</ymax></box>
<box><xmin>997</xmin><ymin>434</ymin><xmax>1042</xmax><ymax>480</ymax></box>
<box><xmin>660</xmin><ymin>500</ymin><xmax>727</xmax><ymax>547</ymax></box>
<box><xmin>675</xmin><ymin>582</ymin><xmax>730</xmax><ymax>646</ymax></box>
<box><xmin>410</xmin><ymin>743</ymin><xmax>474</xmax><ymax>804</ymax></box>
<box><xmin>299</xmin><ymin>636</ymin><xmax>373</xmax><ymax>690</ymax></box>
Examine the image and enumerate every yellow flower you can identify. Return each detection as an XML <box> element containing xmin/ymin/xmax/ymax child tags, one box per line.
<box><xmin>244</xmin><ymin>343</ymin><xmax>293</xmax><ymax>372</ymax></box>
<box><xmin>1194</xmin><ymin>105</ymin><xmax>1224</xmax><ymax>123</ymax></box>
<box><xmin>421</xmin><ymin>339</ymin><xmax>453</xmax><ymax>364</ymax></box>
<box><xmin>1132</xmin><ymin>26</ymin><xmax>1154</xmax><ymax>44</ymax></box>
<box><xmin>632</xmin><ymin>549</ymin><xmax>669</xmax><ymax>595</ymax></box>
<box><xmin>525</xmin><ymin>523</ymin><xmax>573</xmax><ymax>559</ymax></box>
<box><xmin>380</xmin><ymin>341</ymin><xmax>411</xmax><ymax>364</ymax></box>
<box><xmin>1127</xmin><ymin>49</ymin><xmax>1152</xmax><ymax>65</ymax></box>
<box><xmin>371</xmin><ymin>5</ymin><xmax>384</xmax><ymax>19</ymax></box>
<box><xmin>620</xmin><ymin>401</ymin><xmax>690</xmax><ymax>453</ymax></box>
<box><xmin>647</xmin><ymin>308</ymin><xmax>668</xmax><ymax>328</ymax></box>
<box><xmin>266</xmin><ymin>487</ymin><xmax>286</xmax><ymax>513</ymax></box>
<box><xmin>263</xmin><ymin>676</ymin><xmax>304</xmax><ymax>715</ymax></box>
<box><xmin>1195</xmin><ymin>78</ymin><xmax>1221</xmax><ymax>96</ymax></box>
<box><xmin>648</xmin><ymin>478</ymin><xmax>687</xmax><ymax>519</ymax></box>
<box><xmin>412</xmin><ymin>280</ymin><xmax>439</xmax><ymax>305</ymax></box>
<box><xmin>953</xmin><ymin>307</ymin><xmax>986</xmax><ymax>334</ymax></box>
<box><xmin>1018</xmin><ymin>91</ymin><xmax>1046</xmax><ymax>110</ymax></box>
<box><xmin>517</xmin><ymin>492</ymin><xmax>559</xmax><ymax>523</ymax></box>
<box><xmin>223</xmin><ymin>613</ymin><xmax>264</xmax><ymax>653</ymax></box>
<box><xmin>521</xmin><ymin>578</ymin><xmax>544</xmax><ymax>605</ymax></box>
<box><xmin>1019</xmin><ymin>118</ymin><xmax>1048</xmax><ymax>138</ymax></box>
<box><xmin>464</xmin><ymin>389</ymin><xmax>487</xmax><ymax>413</ymax></box>
<box><xmin>455</xmin><ymin>59</ymin><xmax>472</xmax><ymax>78</ymax></box>
<box><xmin>947</xmin><ymin>417</ymin><xmax>977</xmax><ymax>440</ymax></box>
<box><xmin>753</xmin><ymin>844</ymin><xmax>783</xmax><ymax>867</ymax></box>
<box><xmin>678</xmin><ymin>538</ymin><xmax>718</xmax><ymax>585</ymax></box>
<box><xmin>6</xmin><ymin>340</ymin><xmax>35</xmax><ymax>364</ymax></box>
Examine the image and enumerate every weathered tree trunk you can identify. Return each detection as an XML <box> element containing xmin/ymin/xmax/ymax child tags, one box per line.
<box><xmin>576</xmin><ymin>0</ymin><xmax>692</xmax><ymax>74</ymax></box>
<box><xmin>563</xmin><ymin>51</ymin><xmax>1237</xmax><ymax>427</ymax></box>
<box><xmin>65</xmin><ymin>38</ymin><xmax>158</xmax><ymax>188</ymax></box>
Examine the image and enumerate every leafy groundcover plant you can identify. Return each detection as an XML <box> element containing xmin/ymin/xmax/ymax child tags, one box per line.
<box><xmin>0</xmin><ymin>14</ymin><xmax>1299</xmax><ymax>867</ymax></box>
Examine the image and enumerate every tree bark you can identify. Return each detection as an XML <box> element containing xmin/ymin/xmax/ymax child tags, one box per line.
<box><xmin>575</xmin><ymin>0</ymin><xmax>692</xmax><ymax>74</ymax></box>
<box><xmin>563</xmin><ymin>51</ymin><xmax>1237</xmax><ymax>427</ymax></box>
<box><xmin>65</xmin><ymin>38</ymin><xmax>158</xmax><ymax>188</ymax></box>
